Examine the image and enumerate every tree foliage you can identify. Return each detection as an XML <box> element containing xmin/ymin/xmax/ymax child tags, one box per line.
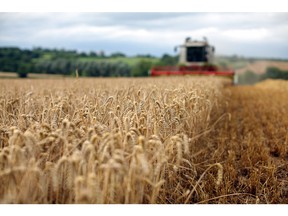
<box><xmin>0</xmin><ymin>47</ymin><xmax>179</xmax><ymax>77</ymax></box>
<box><xmin>263</xmin><ymin>67</ymin><xmax>288</xmax><ymax>80</ymax></box>
<box><xmin>131</xmin><ymin>60</ymin><xmax>153</xmax><ymax>77</ymax></box>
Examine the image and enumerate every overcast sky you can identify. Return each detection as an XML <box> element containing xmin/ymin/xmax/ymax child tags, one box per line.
<box><xmin>0</xmin><ymin>12</ymin><xmax>288</xmax><ymax>58</ymax></box>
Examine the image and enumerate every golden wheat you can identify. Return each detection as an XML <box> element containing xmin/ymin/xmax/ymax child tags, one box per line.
<box><xmin>0</xmin><ymin>77</ymin><xmax>287</xmax><ymax>204</ymax></box>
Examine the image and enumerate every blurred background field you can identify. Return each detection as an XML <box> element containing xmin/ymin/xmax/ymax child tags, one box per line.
<box><xmin>1</xmin><ymin>47</ymin><xmax>288</xmax><ymax>83</ymax></box>
<box><xmin>1</xmin><ymin>13</ymin><xmax>288</xmax><ymax>84</ymax></box>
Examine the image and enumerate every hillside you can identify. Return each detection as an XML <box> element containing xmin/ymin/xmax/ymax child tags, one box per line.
<box><xmin>1</xmin><ymin>47</ymin><xmax>288</xmax><ymax>80</ymax></box>
<box><xmin>214</xmin><ymin>55</ymin><xmax>288</xmax><ymax>75</ymax></box>
<box><xmin>235</xmin><ymin>60</ymin><xmax>288</xmax><ymax>75</ymax></box>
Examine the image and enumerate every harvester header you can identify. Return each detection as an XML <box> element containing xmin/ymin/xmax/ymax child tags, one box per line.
<box><xmin>150</xmin><ymin>37</ymin><xmax>236</xmax><ymax>83</ymax></box>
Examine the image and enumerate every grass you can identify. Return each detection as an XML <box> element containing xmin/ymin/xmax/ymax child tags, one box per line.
<box><xmin>78</xmin><ymin>56</ymin><xmax>159</xmax><ymax>66</ymax></box>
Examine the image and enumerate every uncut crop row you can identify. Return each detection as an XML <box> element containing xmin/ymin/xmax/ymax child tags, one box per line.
<box><xmin>0</xmin><ymin>77</ymin><xmax>227</xmax><ymax>203</ymax></box>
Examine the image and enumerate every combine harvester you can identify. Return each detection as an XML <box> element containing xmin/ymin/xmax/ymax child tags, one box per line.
<box><xmin>150</xmin><ymin>37</ymin><xmax>237</xmax><ymax>84</ymax></box>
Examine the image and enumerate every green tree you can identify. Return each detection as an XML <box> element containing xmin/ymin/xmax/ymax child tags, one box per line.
<box><xmin>110</xmin><ymin>52</ymin><xmax>126</xmax><ymax>58</ymax></box>
<box><xmin>156</xmin><ymin>54</ymin><xmax>178</xmax><ymax>66</ymax></box>
<box><xmin>18</xmin><ymin>63</ymin><xmax>29</xmax><ymax>78</ymax></box>
<box><xmin>131</xmin><ymin>60</ymin><xmax>153</xmax><ymax>77</ymax></box>
<box><xmin>89</xmin><ymin>51</ymin><xmax>98</xmax><ymax>57</ymax></box>
<box><xmin>263</xmin><ymin>67</ymin><xmax>288</xmax><ymax>80</ymax></box>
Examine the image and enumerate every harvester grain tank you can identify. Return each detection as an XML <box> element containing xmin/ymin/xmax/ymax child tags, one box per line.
<box><xmin>150</xmin><ymin>37</ymin><xmax>237</xmax><ymax>84</ymax></box>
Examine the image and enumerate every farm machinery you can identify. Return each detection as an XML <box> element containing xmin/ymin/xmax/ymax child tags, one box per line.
<box><xmin>150</xmin><ymin>37</ymin><xmax>237</xmax><ymax>84</ymax></box>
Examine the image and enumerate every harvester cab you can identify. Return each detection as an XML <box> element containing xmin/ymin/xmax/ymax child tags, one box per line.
<box><xmin>150</xmin><ymin>37</ymin><xmax>237</xmax><ymax>84</ymax></box>
<box><xmin>176</xmin><ymin>37</ymin><xmax>214</xmax><ymax>66</ymax></box>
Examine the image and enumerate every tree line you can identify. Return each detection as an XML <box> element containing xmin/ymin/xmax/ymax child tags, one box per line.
<box><xmin>0</xmin><ymin>47</ymin><xmax>178</xmax><ymax>77</ymax></box>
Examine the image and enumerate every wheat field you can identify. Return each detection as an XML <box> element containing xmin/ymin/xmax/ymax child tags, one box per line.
<box><xmin>0</xmin><ymin>77</ymin><xmax>287</xmax><ymax>204</ymax></box>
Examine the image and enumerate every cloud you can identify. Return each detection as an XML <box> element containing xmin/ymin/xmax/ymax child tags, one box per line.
<box><xmin>0</xmin><ymin>12</ymin><xmax>288</xmax><ymax>58</ymax></box>
<box><xmin>220</xmin><ymin>28</ymin><xmax>270</xmax><ymax>41</ymax></box>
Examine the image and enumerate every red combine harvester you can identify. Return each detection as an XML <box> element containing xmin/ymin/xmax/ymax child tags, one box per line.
<box><xmin>150</xmin><ymin>37</ymin><xmax>237</xmax><ymax>84</ymax></box>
